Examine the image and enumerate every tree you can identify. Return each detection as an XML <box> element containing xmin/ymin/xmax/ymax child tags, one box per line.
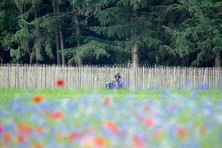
<box><xmin>12</xmin><ymin>0</ymin><xmax>63</xmax><ymax>64</ymax></box>
<box><xmin>165</xmin><ymin>0</ymin><xmax>222</xmax><ymax>67</ymax></box>
<box><xmin>65</xmin><ymin>0</ymin><xmax>110</xmax><ymax>65</ymax></box>
<box><xmin>0</xmin><ymin>0</ymin><xmax>19</xmax><ymax>63</ymax></box>
<box><xmin>91</xmin><ymin>0</ymin><xmax>164</xmax><ymax>67</ymax></box>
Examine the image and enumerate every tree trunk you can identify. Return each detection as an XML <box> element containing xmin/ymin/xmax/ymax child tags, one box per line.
<box><xmin>52</xmin><ymin>0</ymin><xmax>61</xmax><ymax>65</ymax></box>
<box><xmin>131</xmin><ymin>43</ymin><xmax>139</xmax><ymax>67</ymax></box>
<box><xmin>59</xmin><ymin>24</ymin><xmax>66</xmax><ymax>65</ymax></box>
<box><xmin>56</xmin><ymin>2</ymin><xmax>66</xmax><ymax>65</ymax></box>
<box><xmin>131</xmin><ymin>29</ymin><xmax>139</xmax><ymax>68</ymax></box>
<box><xmin>55</xmin><ymin>31</ymin><xmax>61</xmax><ymax>65</ymax></box>
<box><xmin>34</xmin><ymin>7</ymin><xmax>39</xmax><ymax>64</ymax></box>
<box><xmin>74</xmin><ymin>9</ymin><xmax>83</xmax><ymax>65</ymax></box>
<box><xmin>155</xmin><ymin>55</ymin><xmax>160</xmax><ymax>65</ymax></box>
<box><xmin>215</xmin><ymin>51</ymin><xmax>221</xmax><ymax>67</ymax></box>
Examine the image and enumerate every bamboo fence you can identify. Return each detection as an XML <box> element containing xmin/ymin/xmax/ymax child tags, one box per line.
<box><xmin>0</xmin><ymin>64</ymin><xmax>221</xmax><ymax>90</ymax></box>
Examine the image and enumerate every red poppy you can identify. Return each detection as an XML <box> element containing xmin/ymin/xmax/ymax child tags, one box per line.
<box><xmin>93</xmin><ymin>137</ymin><xmax>106</xmax><ymax>148</ymax></box>
<box><xmin>56</xmin><ymin>79</ymin><xmax>65</xmax><ymax>87</ymax></box>
<box><xmin>176</xmin><ymin>127</ymin><xmax>188</xmax><ymax>139</ymax></box>
<box><xmin>103</xmin><ymin>97</ymin><xmax>110</xmax><ymax>106</ymax></box>
<box><xmin>32</xmin><ymin>95</ymin><xmax>44</xmax><ymax>103</ymax></box>
<box><xmin>104</xmin><ymin>121</ymin><xmax>119</xmax><ymax>135</ymax></box>
<box><xmin>34</xmin><ymin>143</ymin><xmax>44</xmax><ymax>148</ymax></box>
<box><xmin>4</xmin><ymin>132</ymin><xmax>12</xmax><ymax>143</ymax></box>
<box><xmin>68</xmin><ymin>132</ymin><xmax>82</xmax><ymax>142</ymax></box>
<box><xmin>51</xmin><ymin>111</ymin><xmax>64</xmax><ymax>120</ymax></box>
<box><xmin>18</xmin><ymin>123</ymin><xmax>32</xmax><ymax>135</ymax></box>
<box><xmin>36</xmin><ymin>126</ymin><xmax>45</xmax><ymax>134</ymax></box>
<box><xmin>17</xmin><ymin>134</ymin><xmax>25</xmax><ymax>143</ymax></box>
<box><xmin>142</xmin><ymin>104</ymin><xmax>149</xmax><ymax>111</ymax></box>
<box><xmin>133</xmin><ymin>135</ymin><xmax>144</xmax><ymax>148</ymax></box>
<box><xmin>143</xmin><ymin>117</ymin><xmax>154</xmax><ymax>128</ymax></box>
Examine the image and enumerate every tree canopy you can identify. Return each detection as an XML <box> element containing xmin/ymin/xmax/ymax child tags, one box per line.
<box><xmin>0</xmin><ymin>0</ymin><xmax>221</xmax><ymax>67</ymax></box>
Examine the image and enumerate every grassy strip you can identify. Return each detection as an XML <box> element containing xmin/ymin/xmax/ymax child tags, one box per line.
<box><xmin>0</xmin><ymin>88</ymin><xmax>221</xmax><ymax>101</ymax></box>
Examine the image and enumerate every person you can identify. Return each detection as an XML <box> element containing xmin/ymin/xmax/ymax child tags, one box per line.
<box><xmin>113</xmin><ymin>71</ymin><xmax>122</xmax><ymax>88</ymax></box>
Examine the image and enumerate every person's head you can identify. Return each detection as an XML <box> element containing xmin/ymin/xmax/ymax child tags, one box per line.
<box><xmin>116</xmin><ymin>71</ymin><xmax>119</xmax><ymax>75</ymax></box>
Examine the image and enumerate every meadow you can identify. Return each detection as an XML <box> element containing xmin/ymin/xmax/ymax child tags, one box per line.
<box><xmin>0</xmin><ymin>88</ymin><xmax>222</xmax><ymax>147</ymax></box>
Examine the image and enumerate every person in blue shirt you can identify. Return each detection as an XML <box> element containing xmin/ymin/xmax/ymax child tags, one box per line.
<box><xmin>113</xmin><ymin>71</ymin><xmax>122</xmax><ymax>88</ymax></box>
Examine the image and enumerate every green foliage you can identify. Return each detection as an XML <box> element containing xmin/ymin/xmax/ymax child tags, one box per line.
<box><xmin>65</xmin><ymin>39</ymin><xmax>112</xmax><ymax>64</ymax></box>
<box><xmin>0</xmin><ymin>0</ymin><xmax>19</xmax><ymax>62</ymax></box>
<box><xmin>0</xmin><ymin>0</ymin><xmax>221</xmax><ymax>66</ymax></box>
<box><xmin>11</xmin><ymin>1</ymin><xmax>58</xmax><ymax>63</ymax></box>
<box><xmin>90</xmin><ymin>0</ymin><xmax>165</xmax><ymax>65</ymax></box>
<box><xmin>165</xmin><ymin>0</ymin><xmax>222</xmax><ymax>66</ymax></box>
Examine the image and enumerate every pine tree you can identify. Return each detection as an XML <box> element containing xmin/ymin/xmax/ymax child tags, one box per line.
<box><xmin>91</xmin><ymin>0</ymin><xmax>164</xmax><ymax>67</ymax></box>
<box><xmin>0</xmin><ymin>0</ymin><xmax>19</xmax><ymax>63</ymax></box>
<box><xmin>165</xmin><ymin>0</ymin><xmax>222</xmax><ymax>67</ymax></box>
<box><xmin>12</xmin><ymin>0</ymin><xmax>61</xmax><ymax>64</ymax></box>
<box><xmin>65</xmin><ymin>0</ymin><xmax>110</xmax><ymax>65</ymax></box>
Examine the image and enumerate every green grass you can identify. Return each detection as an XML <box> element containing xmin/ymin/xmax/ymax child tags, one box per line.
<box><xmin>0</xmin><ymin>88</ymin><xmax>221</xmax><ymax>102</ymax></box>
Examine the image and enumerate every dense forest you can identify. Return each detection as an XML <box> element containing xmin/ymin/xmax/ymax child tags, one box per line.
<box><xmin>0</xmin><ymin>0</ymin><xmax>221</xmax><ymax>67</ymax></box>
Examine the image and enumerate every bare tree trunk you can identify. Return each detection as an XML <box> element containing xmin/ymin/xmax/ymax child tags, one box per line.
<box><xmin>155</xmin><ymin>55</ymin><xmax>160</xmax><ymax>65</ymax></box>
<box><xmin>56</xmin><ymin>2</ymin><xmax>66</xmax><ymax>65</ymax></box>
<box><xmin>34</xmin><ymin>7</ymin><xmax>39</xmax><ymax>64</ymax></box>
<box><xmin>131</xmin><ymin>43</ymin><xmax>139</xmax><ymax>67</ymax></box>
<box><xmin>74</xmin><ymin>11</ymin><xmax>83</xmax><ymax>65</ymax></box>
<box><xmin>74</xmin><ymin>13</ymin><xmax>81</xmax><ymax>47</ymax></box>
<box><xmin>73</xmin><ymin>6</ymin><xmax>83</xmax><ymax>65</ymax></box>
<box><xmin>52</xmin><ymin>0</ymin><xmax>61</xmax><ymax>65</ymax></box>
<box><xmin>131</xmin><ymin>29</ymin><xmax>139</xmax><ymax>68</ymax></box>
<box><xmin>58</xmin><ymin>24</ymin><xmax>66</xmax><ymax>65</ymax></box>
<box><xmin>215</xmin><ymin>51</ymin><xmax>221</xmax><ymax>67</ymax></box>
<box><xmin>55</xmin><ymin>31</ymin><xmax>61</xmax><ymax>65</ymax></box>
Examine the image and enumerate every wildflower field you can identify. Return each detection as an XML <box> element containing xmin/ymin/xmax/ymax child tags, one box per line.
<box><xmin>0</xmin><ymin>87</ymin><xmax>222</xmax><ymax>148</ymax></box>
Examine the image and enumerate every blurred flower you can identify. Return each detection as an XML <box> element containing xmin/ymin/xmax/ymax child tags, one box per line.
<box><xmin>93</xmin><ymin>136</ymin><xmax>106</xmax><ymax>148</ymax></box>
<box><xmin>176</xmin><ymin>127</ymin><xmax>188</xmax><ymax>140</ymax></box>
<box><xmin>143</xmin><ymin>117</ymin><xmax>154</xmax><ymax>128</ymax></box>
<box><xmin>103</xmin><ymin>97</ymin><xmax>110</xmax><ymax>106</ymax></box>
<box><xmin>0</xmin><ymin>124</ymin><xmax>3</xmax><ymax>134</ymax></box>
<box><xmin>4</xmin><ymin>132</ymin><xmax>12</xmax><ymax>143</ymax></box>
<box><xmin>142</xmin><ymin>104</ymin><xmax>149</xmax><ymax>111</ymax></box>
<box><xmin>56</xmin><ymin>79</ymin><xmax>65</xmax><ymax>87</ymax></box>
<box><xmin>196</xmin><ymin>83</ymin><xmax>209</xmax><ymax>90</ymax></box>
<box><xmin>199</xmin><ymin>125</ymin><xmax>206</xmax><ymax>134</ymax></box>
<box><xmin>32</xmin><ymin>95</ymin><xmax>44</xmax><ymax>103</ymax></box>
<box><xmin>18</xmin><ymin>123</ymin><xmax>32</xmax><ymax>135</ymax></box>
<box><xmin>87</xmin><ymin>127</ymin><xmax>95</xmax><ymax>136</ymax></box>
<box><xmin>51</xmin><ymin>111</ymin><xmax>64</xmax><ymax>120</ymax></box>
<box><xmin>152</xmin><ymin>86</ymin><xmax>158</xmax><ymax>90</ymax></box>
<box><xmin>36</xmin><ymin>126</ymin><xmax>45</xmax><ymax>134</ymax></box>
<box><xmin>167</xmin><ymin>102</ymin><xmax>179</xmax><ymax>111</ymax></box>
<box><xmin>34</xmin><ymin>143</ymin><xmax>44</xmax><ymax>148</ymax></box>
<box><xmin>17</xmin><ymin>134</ymin><xmax>25</xmax><ymax>143</ymax></box>
<box><xmin>178</xmin><ymin>79</ymin><xmax>191</xmax><ymax>90</ymax></box>
<box><xmin>68</xmin><ymin>131</ymin><xmax>82</xmax><ymax>142</ymax></box>
<box><xmin>103</xmin><ymin>120</ymin><xmax>119</xmax><ymax>136</ymax></box>
<box><xmin>133</xmin><ymin>135</ymin><xmax>144</xmax><ymax>148</ymax></box>
<box><xmin>43</xmin><ymin>110</ymin><xmax>51</xmax><ymax>118</ymax></box>
<box><xmin>80</xmin><ymin>136</ymin><xmax>94</xmax><ymax>147</ymax></box>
